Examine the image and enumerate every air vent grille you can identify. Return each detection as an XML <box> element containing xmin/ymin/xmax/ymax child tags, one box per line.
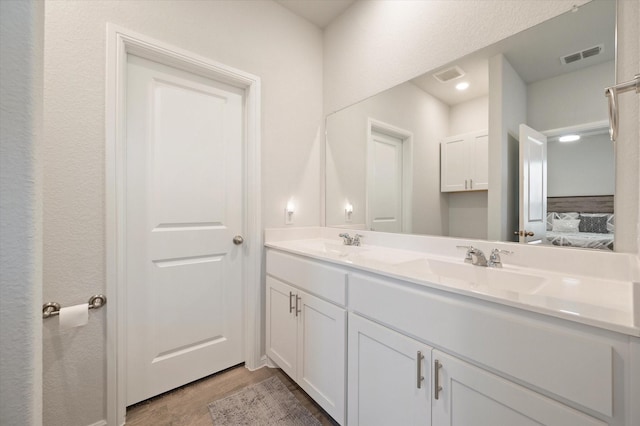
<box><xmin>561</xmin><ymin>44</ymin><xmax>604</xmax><ymax>65</ymax></box>
<box><xmin>433</xmin><ymin>66</ymin><xmax>465</xmax><ymax>83</ymax></box>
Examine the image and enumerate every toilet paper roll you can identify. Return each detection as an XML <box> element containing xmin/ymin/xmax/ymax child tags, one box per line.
<box><xmin>59</xmin><ymin>303</ymin><xmax>89</xmax><ymax>330</ymax></box>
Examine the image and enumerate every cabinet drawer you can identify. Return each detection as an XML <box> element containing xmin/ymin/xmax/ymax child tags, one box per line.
<box><xmin>349</xmin><ymin>272</ymin><xmax>613</xmax><ymax>417</ymax></box>
<box><xmin>266</xmin><ymin>249</ymin><xmax>347</xmax><ymax>306</ymax></box>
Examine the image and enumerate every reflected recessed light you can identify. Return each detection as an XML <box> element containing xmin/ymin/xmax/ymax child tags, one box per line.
<box><xmin>455</xmin><ymin>81</ymin><xmax>470</xmax><ymax>91</ymax></box>
<box><xmin>559</xmin><ymin>134</ymin><xmax>580</xmax><ymax>142</ymax></box>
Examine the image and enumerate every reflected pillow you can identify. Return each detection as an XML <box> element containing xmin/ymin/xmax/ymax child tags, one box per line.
<box><xmin>579</xmin><ymin>214</ymin><xmax>608</xmax><ymax>233</ymax></box>
<box><xmin>552</xmin><ymin>218</ymin><xmax>580</xmax><ymax>233</ymax></box>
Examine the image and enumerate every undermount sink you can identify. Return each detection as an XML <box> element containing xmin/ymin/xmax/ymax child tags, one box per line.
<box><xmin>397</xmin><ymin>258</ymin><xmax>547</xmax><ymax>294</ymax></box>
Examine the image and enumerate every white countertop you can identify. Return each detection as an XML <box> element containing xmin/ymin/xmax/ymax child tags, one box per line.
<box><xmin>265</xmin><ymin>230</ymin><xmax>639</xmax><ymax>337</ymax></box>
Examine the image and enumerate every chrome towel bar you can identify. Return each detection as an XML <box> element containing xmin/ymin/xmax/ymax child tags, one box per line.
<box><xmin>605</xmin><ymin>73</ymin><xmax>639</xmax><ymax>142</ymax></box>
<box><xmin>42</xmin><ymin>294</ymin><xmax>107</xmax><ymax>319</ymax></box>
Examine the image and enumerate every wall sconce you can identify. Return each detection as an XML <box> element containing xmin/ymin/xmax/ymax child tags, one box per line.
<box><xmin>285</xmin><ymin>201</ymin><xmax>295</xmax><ymax>225</ymax></box>
<box><xmin>345</xmin><ymin>203</ymin><xmax>353</xmax><ymax>222</ymax></box>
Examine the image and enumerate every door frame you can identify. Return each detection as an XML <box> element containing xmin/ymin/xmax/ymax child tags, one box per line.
<box><xmin>105</xmin><ymin>24</ymin><xmax>262</xmax><ymax>426</ymax></box>
<box><xmin>366</xmin><ymin>118</ymin><xmax>413</xmax><ymax>233</ymax></box>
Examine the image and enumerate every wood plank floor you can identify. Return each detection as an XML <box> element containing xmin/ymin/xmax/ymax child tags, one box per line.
<box><xmin>126</xmin><ymin>364</ymin><xmax>339</xmax><ymax>425</ymax></box>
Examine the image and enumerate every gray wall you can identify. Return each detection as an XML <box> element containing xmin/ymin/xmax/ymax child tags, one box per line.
<box><xmin>43</xmin><ymin>1</ymin><xmax>322</xmax><ymax>425</ymax></box>
<box><xmin>0</xmin><ymin>1</ymin><xmax>44</xmax><ymax>425</ymax></box>
<box><xmin>326</xmin><ymin>82</ymin><xmax>450</xmax><ymax>235</ymax></box>
<box><xmin>547</xmin><ymin>133</ymin><xmax>614</xmax><ymax>197</ymax></box>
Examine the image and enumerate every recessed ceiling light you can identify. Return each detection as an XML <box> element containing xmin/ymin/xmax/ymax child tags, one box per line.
<box><xmin>455</xmin><ymin>82</ymin><xmax>470</xmax><ymax>91</ymax></box>
<box><xmin>559</xmin><ymin>134</ymin><xmax>581</xmax><ymax>142</ymax></box>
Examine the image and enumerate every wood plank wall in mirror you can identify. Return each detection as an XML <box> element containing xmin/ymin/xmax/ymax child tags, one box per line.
<box><xmin>325</xmin><ymin>0</ymin><xmax>616</xmax><ymax>251</ymax></box>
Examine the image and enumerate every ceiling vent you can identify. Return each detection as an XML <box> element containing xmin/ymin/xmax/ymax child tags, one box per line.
<box><xmin>561</xmin><ymin>44</ymin><xmax>604</xmax><ymax>65</ymax></box>
<box><xmin>433</xmin><ymin>66</ymin><xmax>465</xmax><ymax>83</ymax></box>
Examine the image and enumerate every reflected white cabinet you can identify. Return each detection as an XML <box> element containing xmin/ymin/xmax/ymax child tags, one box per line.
<box><xmin>348</xmin><ymin>313</ymin><xmax>432</xmax><ymax>426</ymax></box>
<box><xmin>431</xmin><ymin>350</ymin><xmax>605</xmax><ymax>426</ymax></box>
<box><xmin>440</xmin><ymin>129</ymin><xmax>488</xmax><ymax>192</ymax></box>
<box><xmin>266</xmin><ymin>276</ymin><xmax>346</xmax><ymax>424</ymax></box>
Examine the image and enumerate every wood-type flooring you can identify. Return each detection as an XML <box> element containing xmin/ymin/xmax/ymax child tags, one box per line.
<box><xmin>126</xmin><ymin>364</ymin><xmax>338</xmax><ymax>425</ymax></box>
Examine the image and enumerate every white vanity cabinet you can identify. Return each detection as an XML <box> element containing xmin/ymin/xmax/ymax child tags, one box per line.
<box><xmin>432</xmin><ymin>350</ymin><xmax>606</xmax><ymax>426</ymax></box>
<box><xmin>265</xmin><ymin>250</ymin><xmax>347</xmax><ymax>424</ymax></box>
<box><xmin>265</xmin><ymin>244</ymin><xmax>637</xmax><ymax>426</ymax></box>
<box><xmin>440</xmin><ymin>129</ymin><xmax>488</xmax><ymax>192</ymax></box>
<box><xmin>348</xmin><ymin>313</ymin><xmax>432</xmax><ymax>426</ymax></box>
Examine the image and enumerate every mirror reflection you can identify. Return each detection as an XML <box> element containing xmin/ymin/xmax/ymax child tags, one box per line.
<box><xmin>325</xmin><ymin>0</ymin><xmax>615</xmax><ymax>250</ymax></box>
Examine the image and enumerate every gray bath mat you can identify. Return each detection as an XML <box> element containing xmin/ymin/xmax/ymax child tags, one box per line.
<box><xmin>208</xmin><ymin>376</ymin><xmax>322</xmax><ymax>425</ymax></box>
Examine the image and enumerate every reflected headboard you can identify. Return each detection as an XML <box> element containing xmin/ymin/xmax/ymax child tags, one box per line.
<box><xmin>547</xmin><ymin>195</ymin><xmax>614</xmax><ymax>213</ymax></box>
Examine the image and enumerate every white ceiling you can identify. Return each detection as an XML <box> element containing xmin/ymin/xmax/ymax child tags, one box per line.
<box><xmin>275</xmin><ymin>0</ymin><xmax>356</xmax><ymax>28</ymax></box>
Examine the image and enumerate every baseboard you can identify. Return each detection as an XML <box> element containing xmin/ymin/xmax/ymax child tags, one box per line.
<box><xmin>87</xmin><ymin>420</ymin><xmax>107</xmax><ymax>426</ymax></box>
<box><xmin>245</xmin><ymin>355</ymin><xmax>268</xmax><ymax>371</ymax></box>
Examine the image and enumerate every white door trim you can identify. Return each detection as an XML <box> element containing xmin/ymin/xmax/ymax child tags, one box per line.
<box><xmin>366</xmin><ymin>118</ymin><xmax>414</xmax><ymax>233</ymax></box>
<box><xmin>105</xmin><ymin>24</ymin><xmax>262</xmax><ymax>426</ymax></box>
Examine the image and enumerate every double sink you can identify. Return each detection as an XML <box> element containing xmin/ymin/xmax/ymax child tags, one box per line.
<box><xmin>290</xmin><ymin>239</ymin><xmax>547</xmax><ymax>295</ymax></box>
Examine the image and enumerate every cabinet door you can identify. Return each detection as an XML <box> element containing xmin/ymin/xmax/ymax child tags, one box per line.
<box><xmin>298</xmin><ymin>291</ymin><xmax>346</xmax><ymax>425</ymax></box>
<box><xmin>469</xmin><ymin>131</ymin><xmax>488</xmax><ymax>190</ymax></box>
<box><xmin>432</xmin><ymin>350</ymin><xmax>606</xmax><ymax>426</ymax></box>
<box><xmin>348</xmin><ymin>313</ymin><xmax>431</xmax><ymax>426</ymax></box>
<box><xmin>265</xmin><ymin>277</ymin><xmax>297</xmax><ymax>379</ymax></box>
<box><xmin>440</xmin><ymin>135</ymin><xmax>468</xmax><ymax>192</ymax></box>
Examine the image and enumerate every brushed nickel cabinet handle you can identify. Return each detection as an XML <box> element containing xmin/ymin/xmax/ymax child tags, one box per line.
<box><xmin>434</xmin><ymin>359</ymin><xmax>443</xmax><ymax>400</ymax></box>
<box><xmin>416</xmin><ymin>351</ymin><xmax>425</xmax><ymax>389</ymax></box>
<box><xmin>289</xmin><ymin>291</ymin><xmax>294</xmax><ymax>314</ymax></box>
<box><xmin>295</xmin><ymin>295</ymin><xmax>301</xmax><ymax>317</ymax></box>
<box><xmin>470</xmin><ymin>178</ymin><xmax>473</xmax><ymax>189</ymax></box>
<box><xmin>465</xmin><ymin>180</ymin><xmax>468</xmax><ymax>190</ymax></box>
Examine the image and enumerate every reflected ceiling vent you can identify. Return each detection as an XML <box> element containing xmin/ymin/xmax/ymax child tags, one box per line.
<box><xmin>433</xmin><ymin>66</ymin><xmax>465</xmax><ymax>83</ymax></box>
<box><xmin>561</xmin><ymin>44</ymin><xmax>604</xmax><ymax>65</ymax></box>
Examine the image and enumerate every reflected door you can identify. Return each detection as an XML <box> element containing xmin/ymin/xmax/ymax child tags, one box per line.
<box><xmin>518</xmin><ymin>124</ymin><xmax>547</xmax><ymax>244</ymax></box>
<box><xmin>125</xmin><ymin>54</ymin><xmax>244</xmax><ymax>405</ymax></box>
<box><xmin>367</xmin><ymin>130</ymin><xmax>404</xmax><ymax>232</ymax></box>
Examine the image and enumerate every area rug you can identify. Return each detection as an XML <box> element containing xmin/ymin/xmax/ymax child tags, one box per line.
<box><xmin>208</xmin><ymin>376</ymin><xmax>322</xmax><ymax>425</ymax></box>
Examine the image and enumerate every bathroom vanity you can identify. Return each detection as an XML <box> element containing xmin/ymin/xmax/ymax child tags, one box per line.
<box><xmin>265</xmin><ymin>227</ymin><xmax>640</xmax><ymax>426</ymax></box>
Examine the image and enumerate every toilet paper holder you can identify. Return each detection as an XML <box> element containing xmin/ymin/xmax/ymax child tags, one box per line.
<box><xmin>42</xmin><ymin>294</ymin><xmax>107</xmax><ymax>319</ymax></box>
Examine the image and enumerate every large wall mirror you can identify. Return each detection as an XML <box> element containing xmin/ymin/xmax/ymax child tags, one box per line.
<box><xmin>325</xmin><ymin>0</ymin><xmax>617</xmax><ymax>251</ymax></box>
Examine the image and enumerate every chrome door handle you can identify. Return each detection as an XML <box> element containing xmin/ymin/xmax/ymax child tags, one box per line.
<box><xmin>233</xmin><ymin>235</ymin><xmax>244</xmax><ymax>245</ymax></box>
<box><xmin>289</xmin><ymin>291</ymin><xmax>294</xmax><ymax>314</ymax></box>
<box><xmin>416</xmin><ymin>351</ymin><xmax>425</xmax><ymax>389</ymax></box>
<box><xmin>434</xmin><ymin>359</ymin><xmax>443</xmax><ymax>400</ymax></box>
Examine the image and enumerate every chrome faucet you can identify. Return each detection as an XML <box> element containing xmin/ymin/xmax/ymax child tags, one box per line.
<box><xmin>339</xmin><ymin>233</ymin><xmax>363</xmax><ymax>246</ymax></box>
<box><xmin>457</xmin><ymin>245</ymin><xmax>488</xmax><ymax>266</ymax></box>
<box><xmin>488</xmin><ymin>248</ymin><xmax>513</xmax><ymax>268</ymax></box>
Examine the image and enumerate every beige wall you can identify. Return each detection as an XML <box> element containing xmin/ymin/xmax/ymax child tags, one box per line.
<box><xmin>43</xmin><ymin>1</ymin><xmax>322</xmax><ymax>425</ymax></box>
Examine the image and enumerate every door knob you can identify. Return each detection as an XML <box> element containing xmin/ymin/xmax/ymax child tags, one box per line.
<box><xmin>233</xmin><ymin>235</ymin><xmax>244</xmax><ymax>245</ymax></box>
<box><xmin>515</xmin><ymin>230</ymin><xmax>535</xmax><ymax>237</ymax></box>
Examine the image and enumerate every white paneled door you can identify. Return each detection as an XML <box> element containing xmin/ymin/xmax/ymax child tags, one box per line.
<box><xmin>518</xmin><ymin>124</ymin><xmax>547</xmax><ymax>244</ymax></box>
<box><xmin>125</xmin><ymin>54</ymin><xmax>245</xmax><ymax>405</ymax></box>
<box><xmin>368</xmin><ymin>130</ymin><xmax>404</xmax><ymax>233</ymax></box>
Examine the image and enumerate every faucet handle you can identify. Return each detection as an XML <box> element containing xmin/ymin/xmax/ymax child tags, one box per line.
<box><xmin>456</xmin><ymin>245</ymin><xmax>474</xmax><ymax>263</ymax></box>
<box><xmin>489</xmin><ymin>248</ymin><xmax>513</xmax><ymax>268</ymax></box>
<box><xmin>352</xmin><ymin>234</ymin><xmax>364</xmax><ymax>246</ymax></box>
<box><xmin>339</xmin><ymin>233</ymin><xmax>352</xmax><ymax>245</ymax></box>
